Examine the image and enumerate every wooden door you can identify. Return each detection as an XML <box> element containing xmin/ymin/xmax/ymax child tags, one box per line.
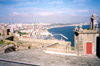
<box><xmin>86</xmin><ymin>42</ymin><xmax>92</xmax><ymax>54</ymax></box>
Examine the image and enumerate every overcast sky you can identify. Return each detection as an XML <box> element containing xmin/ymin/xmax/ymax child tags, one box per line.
<box><xmin>0</xmin><ymin>0</ymin><xmax>100</xmax><ymax>23</ymax></box>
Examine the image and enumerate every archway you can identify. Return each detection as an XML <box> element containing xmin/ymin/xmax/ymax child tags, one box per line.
<box><xmin>5</xmin><ymin>46</ymin><xmax>16</xmax><ymax>53</ymax></box>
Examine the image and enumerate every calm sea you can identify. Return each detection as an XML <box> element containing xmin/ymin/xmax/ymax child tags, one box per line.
<box><xmin>48</xmin><ymin>24</ymin><xmax>100</xmax><ymax>47</ymax></box>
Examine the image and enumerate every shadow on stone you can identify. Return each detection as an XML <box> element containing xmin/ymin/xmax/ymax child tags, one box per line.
<box><xmin>75</xmin><ymin>32</ymin><xmax>79</xmax><ymax>36</ymax></box>
<box><xmin>96</xmin><ymin>36</ymin><xmax>100</xmax><ymax>59</ymax></box>
<box><xmin>5</xmin><ymin>46</ymin><xmax>16</xmax><ymax>53</ymax></box>
<box><xmin>0</xmin><ymin>59</ymin><xmax>40</xmax><ymax>66</ymax></box>
<box><xmin>6</xmin><ymin>36</ymin><xmax>14</xmax><ymax>41</ymax></box>
<box><xmin>7</xmin><ymin>29</ymin><xmax>10</xmax><ymax>35</ymax></box>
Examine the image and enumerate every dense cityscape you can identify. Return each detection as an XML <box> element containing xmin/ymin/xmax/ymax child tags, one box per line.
<box><xmin>0</xmin><ymin>23</ymin><xmax>89</xmax><ymax>40</ymax></box>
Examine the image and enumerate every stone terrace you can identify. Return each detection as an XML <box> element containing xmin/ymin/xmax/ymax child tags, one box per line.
<box><xmin>0</xmin><ymin>48</ymin><xmax>100</xmax><ymax>66</ymax></box>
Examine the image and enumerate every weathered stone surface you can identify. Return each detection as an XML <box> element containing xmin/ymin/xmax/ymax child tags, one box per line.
<box><xmin>0</xmin><ymin>48</ymin><xmax>100</xmax><ymax>66</ymax></box>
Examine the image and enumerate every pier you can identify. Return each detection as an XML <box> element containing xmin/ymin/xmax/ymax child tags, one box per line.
<box><xmin>53</xmin><ymin>34</ymin><xmax>68</xmax><ymax>40</ymax></box>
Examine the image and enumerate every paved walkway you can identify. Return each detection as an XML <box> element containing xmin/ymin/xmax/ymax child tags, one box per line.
<box><xmin>0</xmin><ymin>48</ymin><xmax>100</xmax><ymax>66</ymax></box>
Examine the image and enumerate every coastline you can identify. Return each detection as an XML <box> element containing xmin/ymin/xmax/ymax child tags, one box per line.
<box><xmin>47</xmin><ymin>24</ymin><xmax>90</xmax><ymax>47</ymax></box>
<box><xmin>47</xmin><ymin>23</ymin><xmax>89</xmax><ymax>30</ymax></box>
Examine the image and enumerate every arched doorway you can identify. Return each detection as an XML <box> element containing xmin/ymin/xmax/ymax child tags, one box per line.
<box><xmin>86</xmin><ymin>42</ymin><xmax>92</xmax><ymax>54</ymax></box>
<box><xmin>5</xmin><ymin>46</ymin><xmax>16</xmax><ymax>53</ymax></box>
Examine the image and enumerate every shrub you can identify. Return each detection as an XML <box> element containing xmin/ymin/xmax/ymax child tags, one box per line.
<box><xmin>71</xmin><ymin>47</ymin><xmax>74</xmax><ymax>50</ymax></box>
<box><xmin>17</xmin><ymin>45</ymin><xmax>19</xmax><ymax>47</ymax></box>
<box><xmin>28</xmin><ymin>46</ymin><xmax>31</xmax><ymax>49</ymax></box>
<box><xmin>18</xmin><ymin>42</ymin><xmax>23</xmax><ymax>44</ymax></box>
<box><xmin>87</xmin><ymin>28</ymin><xmax>90</xmax><ymax>30</ymax></box>
<box><xmin>0</xmin><ymin>40</ymin><xmax>4</xmax><ymax>44</ymax></box>
<box><xmin>6</xmin><ymin>42</ymin><xmax>11</xmax><ymax>45</ymax></box>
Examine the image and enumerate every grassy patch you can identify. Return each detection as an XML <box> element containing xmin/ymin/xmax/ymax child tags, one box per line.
<box><xmin>28</xmin><ymin>46</ymin><xmax>31</xmax><ymax>49</ymax></box>
<box><xmin>17</xmin><ymin>45</ymin><xmax>19</xmax><ymax>47</ymax></box>
<box><xmin>71</xmin><ymin>47</ymin><xmax>75</xmax><ymax>50</ymax></box>
<box><xmin>18</xmin><ymin>42</ymin><xmax>23</xmax><ymax>44</ymax></box>
<box><xmin>0</xmin><ymin>40</ymin><xmax>4</xmax><ymax>44</ymax></box>
<box><xmin>6</xmin><ymin>42</ymin><xmax>11</xmax><ymax>45</ymax></box>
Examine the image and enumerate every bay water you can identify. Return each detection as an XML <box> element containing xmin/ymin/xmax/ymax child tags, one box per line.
<box><xmin>48</xmin><ymin>24</ymin><xmax>100</xmax><ymax>47</ymax></box>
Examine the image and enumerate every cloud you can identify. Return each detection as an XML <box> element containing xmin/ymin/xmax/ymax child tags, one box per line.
<box><xmin>77</xmin><ymin>4</ymin><xmax>86</xmax><ymax>6</ymax></box>
<box><xmin>47</xmin><ymin>0</ymin><xmax>63</xmax><ymax>4</ymax></box>
<box><xmin>12</xmin><ymin>0</ymin><xmax>28</xmax><ymax>1</ymax></box>
<box><xmin>9</xmin><ymin>12</ymin><xmax>27</xmax><ymax>16</ymax></box>
<box><xmin>9</xmin><ymin>11</ymin><xmax>59</xmax><ymax>17</ymax></box>
<box><xmin>0</xmin><ymin>10</ymin><xmax>93</xmax><ymax>23</ymax></box>
<box><xmin>14</xmin><ymin>2</ymin><xmax>34</xmax><ymax>7</ymax></box>
<box><xmin>0</xmin><ymin>0</ymin><xmax>64</xmax><ymax>9</ymax></box>
<box><xmin>78</xmin><ymin>10</ymin><xmax>89</xmax><ymax>12</ymax></box>
<box><xmin>14</xmin><ymin>0</ymin><xmax>63</xmax><ymax>5</ymax></box>
<box><xmin>73</xmin><ymin>0</ymin><xmax>91</xmax><ymax>2</ymax></box>
<box><xmin>7</xmin><ymin>0</ymin><xmax>63</xmax><ymax>8</ymax></box>
<box><xmin>71</xmin><ymin>14</ymin><xmax>78</xmax><ymax>16</ymax></box>
<box><xmin>0</xmin><ymin>0</ymin><xmax>31</xmax><ymax>1</ymax></box>
<box><xmin>71</xmin><ymin>9</ymin><xmax>89</xmax><ymax>13</ymax></box>
<box><xmin>38</xmin><ymin>12</ymin><xmax>55</xmax><ymax>16</ymax></box>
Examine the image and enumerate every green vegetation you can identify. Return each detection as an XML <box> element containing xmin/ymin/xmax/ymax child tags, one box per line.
<box><xmin>6</xmin><ymin>42</ymin><xmax>11</xmax><ymax>45</ymax></box>
<box><xmin>18</xmin><ymin>32</ymin><xmax>27</xmax><ymax>35</ymax></box>
<box><xmin>18</xmin><ymin>42</ymin><xmax>23</xmax><ymax>44</ymax></box>
<box><xmin>15</xmin><ymin>30</ymin><xmax>27</xmax><ymax>35</ymax></box>
<box><xmin>28</xmin><ymin>46</ymin><xmax>31</xmax><ymax>49</ymax></box>
<box><xmin>0</xmin><ymin>40</ymin><xmax>4</xmax><ymax>44</ymax></box>
<box><xmin>0</xmin><ymin>40</ymin><xmax>13</xmax><ymax>45</ymax></box>
<box><xmin>71</xmin><ymin>47</ymin><xmax>75</xmax><ymax>50</ymax></box>
<box><xmin>17</xmin><ymin>45</ymin><xmax>19</xmax><ymax>47</ymax></box>
<box><xmin>87</xmin><ymin>28</ymin><xmax>90</xmax><ymax>30</ymax></box>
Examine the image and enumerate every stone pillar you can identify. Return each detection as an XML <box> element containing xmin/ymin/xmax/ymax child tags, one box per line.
<box><xmin>90</xmin><ymin>14</ymin><xmax>98</xmax><ymax>30</ymax></box>
<box><xmin>79</xmin><ymin>24</ymin><xmax>83</xmax><ymax>32</ymax></box>
<box><xmin>74</xmin><ymin>25</ymin><xmax>79</xmax><ymax>55</ymax></box>
<box><xmin>75</xmin><ymin>25</ymin><xmax>78</xmax><ymax>31</ymax></box>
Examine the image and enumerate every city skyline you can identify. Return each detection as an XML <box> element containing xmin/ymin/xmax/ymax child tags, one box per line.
<box><xmin>0</xmin><ymin>0</ymin><xmax>100</xmax><ymax>23</ymax></box>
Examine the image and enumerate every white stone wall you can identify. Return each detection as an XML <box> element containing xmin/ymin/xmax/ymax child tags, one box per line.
<box><xmin>82</xmin><ymin>33</ymin><xmax>99</xmax><ymax>55</ymax></box>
